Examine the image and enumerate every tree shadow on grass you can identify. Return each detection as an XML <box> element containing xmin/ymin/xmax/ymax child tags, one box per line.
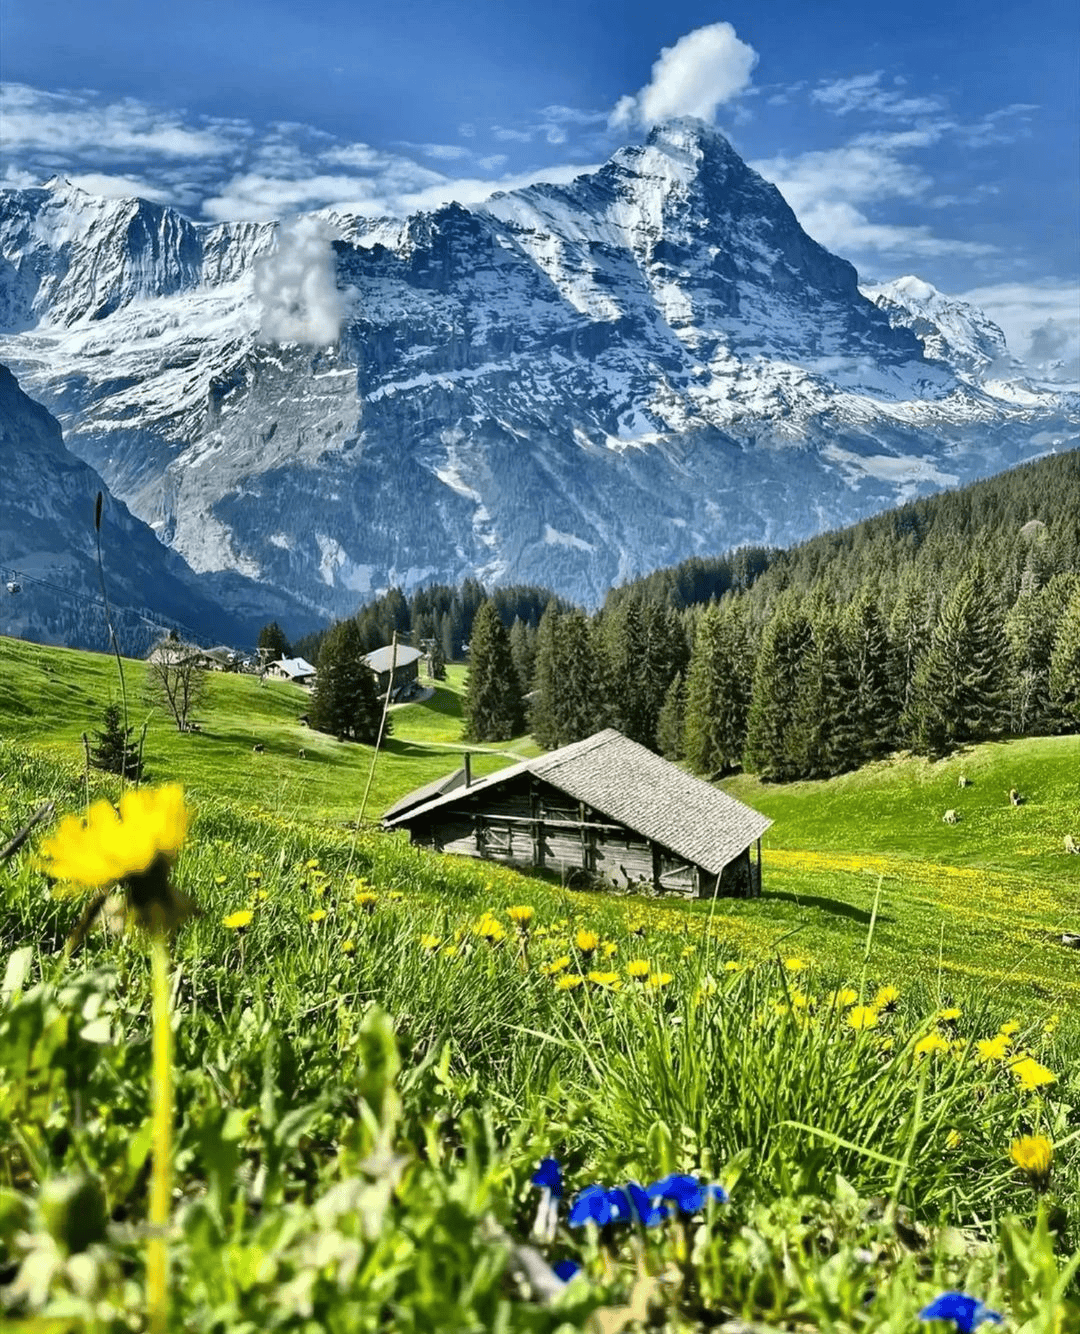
<box><xmin>759</xmin><ymin>891</ymin><xmax>892</xmax><ymax>925</ymax></box>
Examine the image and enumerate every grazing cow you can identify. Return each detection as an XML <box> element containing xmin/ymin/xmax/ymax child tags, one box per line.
<box><xmin>298</xmin><ymin>748</ymin><xmax>306</xmax><ymax>759</ymax></box>
<box><xmin>943</xmin><ymin>809</ymin><xmax>959</xmax><ymax>825</ymax></box>
<box><xmin>1009</xmin><ymin>788</ymin><xmax>1024</xmax><ymax>807</ymax></box>
<box><xmin>1065</xmin><ymin>834</ymin><xmax>1079</xmax><ymax>855</ymax></box>
<box><xmin>252</xmin><ymin>743</ymin><xmax>265</xmax><ymax>754</ymax></box>
<box><xmin>958</xmin><ymin>774</ymin><xmax>970</xmax><ymax>788</ymax></box>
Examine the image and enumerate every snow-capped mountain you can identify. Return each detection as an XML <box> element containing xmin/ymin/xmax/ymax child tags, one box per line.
<box><xmin>0</xmin><ymin>119</ymin><xmax>1075</xmax><ymax>617</ymax></box>
<box><xmin>0</xmin><ymin>365</ymin><xmax>318</xmax><ymax>650</ymax></box>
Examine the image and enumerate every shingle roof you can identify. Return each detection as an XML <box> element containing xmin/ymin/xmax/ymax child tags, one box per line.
<box><xmin>384</xmin><ymin>729</ymin><xmax>771</xmax><ymax>874</ymax></box>
<box><xmin>364</xmin><ymin>644</ymin><xmax>424</xmax><ymax>674</ymax></box>
<box><xmin>274</xmin><ymin>656</ymin><xmax>316</xmax><ymax>677</ymax></box>
<box><xmin>381</xmin><ymin>765</ymin><xmax>468</xmax><ymax>822</ymax></box>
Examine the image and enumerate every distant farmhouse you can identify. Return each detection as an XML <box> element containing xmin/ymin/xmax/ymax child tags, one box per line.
<box><xmin>384</xmin><ymin>729</ymin><xmax>772</xmax><ymax>898</ymax></box>
<box><xmin>364</xmin><ymin>644</ymin><xmax>424</xmax><ymax>700</ymax></box>
<box><xmin>266</xmin><ymin>656</ymin><xmax>317</xmax><ymax>685</ymax></box>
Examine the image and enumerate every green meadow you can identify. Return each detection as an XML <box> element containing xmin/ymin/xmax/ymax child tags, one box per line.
<box><xmin>1</xmin><ymin>633</ymin><xmax>1077</xmax><ymax>1331</ymax></box>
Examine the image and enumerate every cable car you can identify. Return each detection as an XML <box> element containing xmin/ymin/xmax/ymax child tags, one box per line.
<box><xmin>5</xmin><ymin>580</ymin><xmax>20</xmax><ymax>594</ymax></box>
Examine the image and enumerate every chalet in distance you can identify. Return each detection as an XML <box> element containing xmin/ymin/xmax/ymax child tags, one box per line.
<box><xmin>363</xmin><ymin>644</ymin><xmax>424</xmax><ymax>700</ymax></box>
<box><xmin>266</xmin><ymin>656</ymin><xmax>317</xmax><ymax>685</ymax></box>
<box><xmin>383</xmin><ymin>729</ymin><xmax>772</xmax><ymax>898</ymax></box>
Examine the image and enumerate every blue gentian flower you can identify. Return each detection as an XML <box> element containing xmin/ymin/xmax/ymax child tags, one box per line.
<box><xmin>604</xmin><ymin>1187</ymin><xmax>636</xmax><ymax>1224</ymax></box>
<box><xmin>625</xmin><ymin>1180</ymin><xmax>668</xmax><ymax>1227</ymax></box>
<box><xmin>568</xmin><ymin>1184</ymin><xmax>614</xmax><ymax>1227</ymax></box>
<box><xmin>646</xmin><ymin>1173</ymin><xmax>728</xmax><ymax>1214</ymax></box>
<box><xmin>918</xmin><ymin>1292</ymin><xmax>1004</xmax><ymax>1332</ymax></box>
<box><xmin>553</xmin><ymin>1259</ymin><xmax>582</xmax><ymax>1282</ymax></box>
<box><xmin>531</xmin><ymin>1157</ymin><xmax>563</xmax><ymax>1197</ymax></box>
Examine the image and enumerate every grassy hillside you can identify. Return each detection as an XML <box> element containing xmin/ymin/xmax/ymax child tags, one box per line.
<box><xmin>2</xmin><ymin>632</ymin><xmax>1078</xmax><ymax>1329</ymax></box>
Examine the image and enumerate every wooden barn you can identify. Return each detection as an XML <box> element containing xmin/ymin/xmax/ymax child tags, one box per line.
<box><xmin>383</xmin><ymin>729</ymin><xmax>772</xmax><ymax>898</ymax></box>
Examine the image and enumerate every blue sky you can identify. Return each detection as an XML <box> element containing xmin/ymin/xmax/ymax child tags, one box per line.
<box><xmin>1</xmin><ymin>0</ymin><xmax>1077</xmax><ymax>370</ymax></box>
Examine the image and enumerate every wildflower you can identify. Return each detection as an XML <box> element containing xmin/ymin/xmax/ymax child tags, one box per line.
<box><xmin>214</xmin><ymin>875</ymin><xmax>227</xmax><ymax>886</ymax></box>
<box><xmin>626</xmin><ymin>959</ymin><xmax>651</xmax><ymax>980</ymax></box>
<box><xmin>245</xmin><ymin>870</ymin><xmax>262</xmax><ymax>883</ymax></box>
<box><xmin>976</xmin><ymin>1034</ymin><xmax>1011</xmax><ymax>1063</ymax></box>
<box><xmin>878</xmin><ymin>1035</ymin><xmax>896</xmax><ymax>1053</ymax></box>
<box><xmin>624</xmin><ymin>1181</ymin><xmax>667</xmax><ymax>1227</ymax></box>
<box><xmin>476</xmin><ymin>913</ymin><xmax>506</xmax><ymax>943</ymax></box>
<box><xmin>847</xmin><ymin>1006</ymin><xmax>879</xmax><ymax>1031</ymax></box>
<box><xmin>915</xmin><ymin>1032</ymin><xmax>950</xmax><ymax>1059</ymax></box>
<box><xmin>945</xmin><ymin>1129</ymin><xmax>964</xmax><ymax>1150</ymax></box>
<box><xmin>587</xmin><ymin>970</ymin><xmax>621</xmax><ymax>989</ymax></box>
<box><xmin>568</xmin><ymin>1184</ymin><xmax>615</xmax><ymax>1227</ymax></box>
<box><xmin>553</xmin><ymin>1259</ymin><xmax>581</xmax><ymax>1282</ymax></box>
<box><xmin>998</xmin><ymin>1019</ymin><xmax>1020</xmax><ymax>1037</ymax></box>
<box><xmin>601</xmin><ymin>940</ymin><xmax>618</xmax><ymax>958</ymax></box>
<box><xmin>680</xmin><ymin>945</ymin><xmax>695</xmax><ymax>959</ymax></box>
<box><xmin>341</xmin><ymin>938</ymin><xmax>356</xmax><ymax>954</ymax></box>
<box><xmin>540</xmin><ymin>955</ymin><xmax>571</xmax><ymax>975</ymax></box>
<box><xmin>646</xmin><ymin>972</ymin><xmax>673</xmax><ymax>989</ymax></box>
<box><xmin>305</xmin><ymin>858</ymin><xmax>320</xmax><ymax>870</ymax></box>
<box><xmin>1043</xmin><ymin>1013</ymin><xmax>1060</xmax><ymax>1036</ymax></box>
<box><xmin>38</xmin><ymin>785</ymin><xmax>193</xmax><ymax>933</ymax></box>
<box><xmin>1009</xmin><ymin>1135</ymin><xmax>1053</xmax><ymax>1191</ymax></box>
<box><xmin>441</xmin><ymin>945</ymin><xmax>459</xmax><ymax>958</ymax></box>
<box><xmin>575</xmin><ymin>930</ymin><xmax>599</xmax><ymax>955</ymax></box>
<box><xmin>783</xmin><ymin>957</ymin><xmax>806</xmax><ymax>973</ymax></box>
<box><xmin>387</xmin><ymin>890</ymin><xmax>404</xmax><ymax>901</ymax></box>
<box><xmin>308</xmin><ymin>909</ymin><xmax>327</xmax><ymax>924</ymax></box>
<box><xmin>723</xmin><ymin>960</ymin><xmax>744</xmax><ymax>972</ymax></box>
<box><xmin>828</xmin><ymin>988</ymin><xmax>858</xmax><ymax>1008</ymax></box>
<box><xmin>531</xmin><ymin>1157</ymin><xmax>563</xmax><ymax>1243</ymax></box>
<box><xmin>1009</xmin><ymin>1056</ymin><xmax>1056</xmax><ymax>1092</ymax></box>
<box><xmin>507</xmin><ymin>904</ymin><xmax>534</xmax><ymax>930</ymax></box>
<box><xmin>222</xmin><ymin>909</ymin><xmax>253</xmax><ymax>930</ymax></box>
<box><xmin>646</xmin><ymin>1173</ymin><xmax>728</xmax><ymax>1215</ymax></box>
<box><xmin>936</xmin><ymin>1007</ymin><xmax>962</xmax><ymax>1024</ymax></box>
<box><xmin>556</xmin><ymin>973</ymin><xmax>584</xmax><ymax>991</ymax></box>
<box><xmin>354</xmin><ymin>891</ymin><xmax>378</xmax><ymax>912</ymax></box>
<box><xmin>917</xmin><ymin>1290</ymin><xmax>1003</xmax><ymax>1331</ymax></box>
<box><xmin>419</xmin><ymin>934</ymin><xmax>442</xmax><ymax>950</ymax></box>
<box><xmin>874</xmin><ymin>985</ymin><xmax>900</xmax><ymax>1011</ymax></box>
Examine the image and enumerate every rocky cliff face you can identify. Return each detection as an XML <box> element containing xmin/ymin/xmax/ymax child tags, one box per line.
<box><xmin>1</xmin><ymin>119</ymin><xmax>1075</xmax><ymax>618</ymax></box>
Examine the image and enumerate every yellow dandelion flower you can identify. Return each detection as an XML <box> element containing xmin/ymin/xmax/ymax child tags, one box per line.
<box><xmin>419</xmin><ymin>933</ymin><xmax>442</xmax><ymax>950</ymax></box>
<box><xmin>533</xmin><ymin>925</ymin><xmax>550</xmax><ymax>939</ymax></box>
<box><xmin>587</xmin><ymin>970</ymin><xmax>621</xmax><ymax>988</ymax></box>
<box><xmin>441</xmin><ymin>944</ymin><xmax>459</xmax><ymax>959</ymax></box>
<box><xmin>828</xmin><ymin>988</ymin><xmax>859</xmax><ymax>1008</ymax></box>
<box><xmin>646</xmin><ymin>972</ymin><xmax>673</xmax><ymax>989</ymax></box>
<box><xmin>305</xmin><ymin>858</ymin><xmax>320</xmax><ymax>870</ymax></box>
<box><xmin>999</xmin><ymin>1019</ymin><xmax>1021</xmax><ymax>1037</ymax></box>
<box><xmin>245</xmin><ymin>870</ymin><xmax>262</xmax><ymax>882</ymax></box>
<box><xmin>945</xmin><ymin>1129</ymin><xmax>964</xmax><ymax>1150</ymax></box>
<box><xmin>214</xmin><ymin>875</ymin><xmax>227</xmax><ymax>886</ymax></box>
<box><xmin>936</xmin><ymin>1007</ymin><xmax>962</xmax><ymax>1024</ymax></box>
<box><xmin>1043</xmin><ymin>1014</ymin><xmax>1060</xmax><ymax>1036</ymax></box>
<box><xmin>354</xmin><ymin>891</ymin><xmax>378</xmax><ymax>911</ymax></box>
<box><xmin>914</xmin><ymin>1032</ymin><xmax>950</xmax><ymax>1058</ymax></box>
<box><xmin>387</xmin><ymin>891</ymin><xmax>404</xmax><ymax>901</ymax></box>
<box><xmin>976</xmin><ymin>1034</ymin><xmax>1012</xmax><ymax>1063</ymax></box>
<box><xmin>253</xmin><ymin>889</ymin><xmax>269</xmax><ymax>902</ymax></box>
<box><xmin>877</xmin><ymin>1035</ymin><xmax>896</xmax><ymax>1053</ymax></box>
<box><xmin>39</xmin><ymin>785</ymin><xmax>190</xmax><ymax>889</ymax></box>
<box><xmin>873</xmin><ymin>986</ymin><xmax>900</xmax><ymax>1011</ymax></box>
<box><xmin>628</xmin><ymin>920</ymin><xmax>646</xmax><ymax>937</ymax></box>
<box><xmin>341</xmin><ymin>939</ymin><xmax>356</xmax><ymax>954</ymax></box>
<box><xmin>681</xmin><ymin>945</ymin><xmax>695</xmax><ymax>959</ymax></box>
<box><xmin>790</xmin><ymin>990</ymin><xmax>810</xmax><ymax>1011</ymax></box>
<box><xmin>575</xmin><ymin>930</ymin><xmax>599</xmax><ymax>954</ymax></box>
<box><xmin>601</xmin><ymin>940</ymin><xmax>618</xmax><ymax>957</ymax></box>
<box><xmin>556</xmin><ymin>973</ymin><xmax>585</xmax><ymax>991</ymax></box>
<box><xmin>308</xmin><ymin>909</ymin><xmax>327</xmax><ymax>924</ymax></box>
<box><xmin>1009</xmin><ymin>1056</ymin><xmax>1056</xmax><ymax>1091</ymax></box>
<box><xmin>723</xmin><ymin>960</ymin><xmax>744</xmax><ymax>973</ymax></box>
<box><xmin>507</xmin><ymin>905</ymin><xmax>535</xmax><ymax>928</ymax></box>
<box><xmin>222</xmin><ymin>909</ymin><xmax>253</xmax><ymax>930</ymax></box>
<box><xmin>783</xmin><ymin>957</ymin><xmax>806</xmax><ymax>973</ymax></box>
<box><xmin>626</xmin><ymin>959</ymin><xmax>651</xmax><ymax>980</ymax></box>
<box><xmin>540</xmin><ymin>955</ymin><xmax>572</xmax><ymax>975</ymax></box>
<box><xmin>847</xmin><ymin>1006</ymin><xmax>879</xmax><ymax>1031</ymax></box>
<box><xmin>1009</xmin><ymin>1135</ymin><xmax>1053</xmax><ymax>1190</ymax></box>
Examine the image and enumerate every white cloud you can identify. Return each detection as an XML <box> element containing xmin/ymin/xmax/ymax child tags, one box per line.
<box><xmin>959</xmin><ymin>281</ymin><xmax>1080</xmax><ymax>379</ymax></box>
<box><xmin>0</xmin><ymin>83</ymin><xmax>231</xmax><ymax>159</ymax></box>
<box><xmin>811</xmin><ymin>72</ymin><xmax>945</xmax><ymax>118</ymax></box>
<box><xmin>66</xmin><ymin>172</ymin><xmax>172</xmax><ymax>202</ymax></box>
<box><xmin>610</xmin><ymin>22</ymin><xmax>758</xmax><ymax>129</ymax></box>
<box><xmin>254</xmin><ymin>216</ymin><xmax>347</xmax><ymax>347</ymax></box>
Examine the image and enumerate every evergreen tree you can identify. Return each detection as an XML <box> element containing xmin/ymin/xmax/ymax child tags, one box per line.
<box><xmin>439</xmin><ymin>611</ymin><xmax>456</xmax><ymax>663</ymax></box>
<box><xmin>463</xmin><ymin>601</ymin><xmax>524</xmax><ymax>741</ymax></box>
<box><xmin>656</xmin><ymin>671</ymin><xmax>686</xmax><ymax>760</ymax></box>
<box><xmin>89</xmin><ymin>703</ymin><xmax>142</xmax><ymax>780</ymax></box>
<box><xmin>508</xmin><ymin>617</ymin><xmax>537</xmax><ymax>694</ymax></box>
<box><xmin>1005</xmin><ymin>573</ymin><xmax>1075</xmax><ymax>734</ymax></box>
<box><xmin>887</xmin><ymin>571</ymin><xmax>930</xmax><ymax>721</ymax></box>
<box><xmin>258</xmin><ymin>621</ymin><xmax>291</xmax><ymax>661</ymax></box>
<box><xmin>902</xmin><ymin>571</ymin><xmax>1006</xmax><ymax>756</ymax></box>
<box><xmin>683</xmin><ymin>601</ymin><xmax>751</xmax><ymax>777</ymax></box>
<box><xmin>427</xmin><ymin>641</ymin><xmax>447</xmax><ymax>681</ymax></box>
<box><xmin>1049</xmin><ymin>582</ymin><xmax>1080</xmax><ymax>728</ymax></box>
<box><xmin>842</xmin><ymin>592</ymin><xmax>895</xmax><ymax>762</ymax></box>
<box><xmin>744</xmin><ymin>594</ymin><xmax>814</xmax><ymax>780</ymax></box>
<box><xmin>530</xmin><ymin>607</ymin><xmax>606</xmax><ymax>748</ymax></box>
<box><xmin>310</xmin><ymin>618</ymin><xmax>382</xmax><ymax>743</ymax></box>
<box><xmin>604</xmin><ymin>599</ymin><xmax>651</xmax><ymax>744</ymax></box>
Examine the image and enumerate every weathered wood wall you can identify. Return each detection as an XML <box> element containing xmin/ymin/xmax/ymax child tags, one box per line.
<box><xmin>406</xmin><ymin>774</ymin><xmax>756</xmax><ymax>899</ymax></box>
